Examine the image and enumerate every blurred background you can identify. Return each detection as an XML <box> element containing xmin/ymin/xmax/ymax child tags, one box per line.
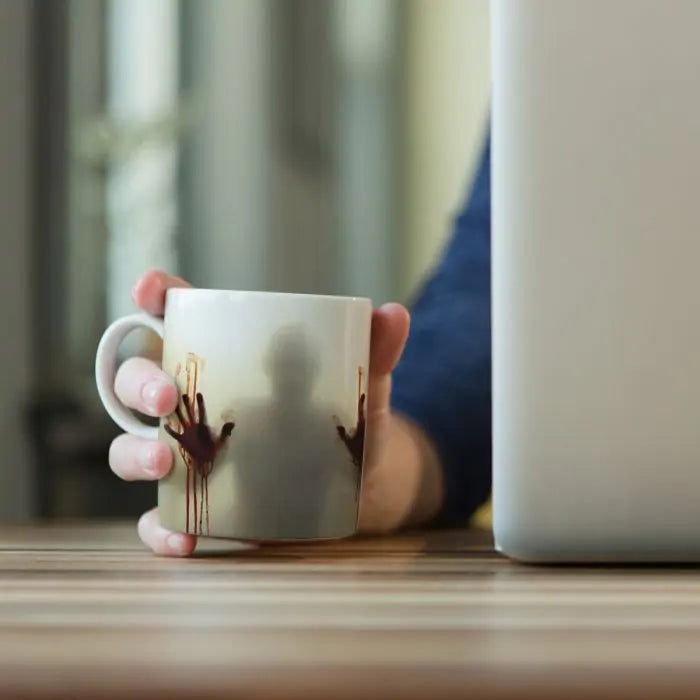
<box><xmin>1</xmin><ymin>0</ymin><xmax>490</xmax><ymax>522</ymax></box>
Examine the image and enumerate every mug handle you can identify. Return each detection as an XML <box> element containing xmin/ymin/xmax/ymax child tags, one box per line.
<box><xmin>95</xmin><ymin>313</ymin><xmax>165</xmax><ymax>440</ymax></box>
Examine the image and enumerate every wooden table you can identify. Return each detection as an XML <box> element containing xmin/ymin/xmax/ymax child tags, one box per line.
<box><xmin>2</xmin><ymin>523</ymin><xmax>700</xmax><ymax>699</ymax></box>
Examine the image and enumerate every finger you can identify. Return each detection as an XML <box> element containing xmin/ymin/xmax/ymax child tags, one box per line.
<box><xmin>137</xmin><ymin>507</ymin><xmax>197</xmax><ymax>557</ymax></box>
<box><xmin>367</xmin><ymin>304</ymin><xmax>410</xmax><ymax>413</ymax></box>
<box><xmin>182</xmin><ymin>394</ymin><xmax>196</xmax><ymax>424</ymax></box>
<box><xmin>368</xmin><ymin>374</ymin><xmax>391</xmax><ymax>415</ymax></box>
<box><xmin>164</xmin><ymin>424</ymin><xmax>182</xmax><ymax>441</ymax></box>
<box><xmin>131</xmin><ymin>269</ymin><xmax>190</xmax><ymax>316</ymax></box>
<box><xmin>219</xmin><ymin>422</ymin><xmax>234</xmax><ymax>440</ymax></box>
<box><xmin>369</xmin><ymin>303</ymin><xmax>410</xmax><ymax>377</ymax></box>
<box><xmin>196</xmin><ymin>393</ymin><xmax>206</xmax><ymax>424</ymax></box>
<box><xmin>109</xmin><ymin>434</ymin><xmax>173</xmax><ymax>481</ymax></box>
<box><xmin>114</xmin><ymin>357</ymin><xmax>179</xmax><ymax>417</ymax></box>
<box><xmin>174</xmin><ymin>404</ymin><xmax>187</xmax><ymax>428</ymax></box>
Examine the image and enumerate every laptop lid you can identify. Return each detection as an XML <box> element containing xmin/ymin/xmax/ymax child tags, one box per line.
<box><xmin>491</xmin><ymin>0</ymin><xmax>700</xmax><ymax>561</ymax></box>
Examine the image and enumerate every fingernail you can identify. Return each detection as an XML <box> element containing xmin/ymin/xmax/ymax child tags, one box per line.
<box><xmin>167</xmin><ymin>534</ymin><xmax>189</xmax><ymax>556</ymax></box>
<box><xmin>142</xmin><ymin>379</ymin><xmax>167</xmax><ymax>413</ymax></box>
<box><xmin>139</xmin><ymin>445</ymin><xmax>159</xmax><ymax>477</ymax></box>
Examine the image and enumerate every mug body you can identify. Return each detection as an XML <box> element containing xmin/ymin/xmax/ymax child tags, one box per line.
<box><xmin>157</xmin><ymin>288</ymin><xmax>372</xmax><ymax>541</ymax></box>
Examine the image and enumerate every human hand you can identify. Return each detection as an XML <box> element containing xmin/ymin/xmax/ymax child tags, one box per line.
<box><xmin>108</xmin><ymin>269</ymin><xmax>415</xmax><ymax>555</ymax></box>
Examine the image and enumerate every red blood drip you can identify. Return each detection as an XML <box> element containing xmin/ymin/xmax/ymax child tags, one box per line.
<box><xmin>166</xmin><ymin>354</ymin><xmax>235</xmax><ymax>535</ymax></box>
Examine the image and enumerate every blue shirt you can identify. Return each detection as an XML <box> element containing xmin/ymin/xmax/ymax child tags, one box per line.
<box><xmin>392</xmin><ymin>133</ymin><xmax>491</xmax><ymax>526</ymax></box>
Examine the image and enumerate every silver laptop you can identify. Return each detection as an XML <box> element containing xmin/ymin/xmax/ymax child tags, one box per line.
<box><xmin>491</xmin><ymin>0</ymin><xmax>700</xmax><ymax>561</ymax></box>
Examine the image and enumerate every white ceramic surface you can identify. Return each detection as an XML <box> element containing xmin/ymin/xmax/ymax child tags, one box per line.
<box><xmin>96</xmin><ymin>288</ymin><xmax>372</xmax><ymax>541</ymax></box>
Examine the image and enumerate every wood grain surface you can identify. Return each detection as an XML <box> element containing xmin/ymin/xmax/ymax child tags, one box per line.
<box><xmin>2</xmin><ymin>522</ymin><xmax>700</xmax><ymax>699</ymax></box>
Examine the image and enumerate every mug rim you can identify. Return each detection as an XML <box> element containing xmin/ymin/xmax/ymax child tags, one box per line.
<box><xmin>166</xmin><ymin>287</ymin><xmax>372</xmax><ymax>304</ymax></box>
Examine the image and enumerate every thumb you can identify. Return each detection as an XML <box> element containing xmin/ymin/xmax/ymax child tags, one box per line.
<box><xmin>367</xmin><ymin>303</ymin><xmax>410</xmax><ymax>412</ymax></box>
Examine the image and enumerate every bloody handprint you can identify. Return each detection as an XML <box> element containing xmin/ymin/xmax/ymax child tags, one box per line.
<box><xmin>335</xmin><ymin>366</ymin><xmax>366</xmax><ymax>470</ymax></box>
<box><xmin>166</xmin><ymin>354</ymin><xmax>235</xmax><ymax>535</ymax></box>
<box><xmin>165</xmin><ymin>393</ymin><xmax>235</xmax><ymax>470</ymax></box>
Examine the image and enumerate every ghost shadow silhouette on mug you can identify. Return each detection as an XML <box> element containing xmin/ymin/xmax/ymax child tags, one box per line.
<box><xmin>226</xmin><ymin>325</ymin><xmax>360</xmax><ymax>540</ymax></box>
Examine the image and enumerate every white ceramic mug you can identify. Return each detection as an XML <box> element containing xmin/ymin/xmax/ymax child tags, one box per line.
<box><xmin>95</xmin><ymin>288</ymin><xmax>372</xmax><ymax>541</ymax></box>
